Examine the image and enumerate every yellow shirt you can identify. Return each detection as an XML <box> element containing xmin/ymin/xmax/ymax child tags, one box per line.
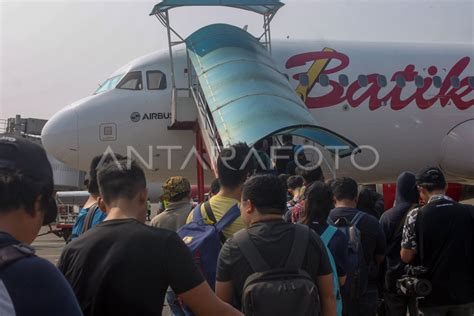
<box><xmin>186</xmin><ymin>195</ymin><xmax>244</xmax><ymax>239</ymax></box>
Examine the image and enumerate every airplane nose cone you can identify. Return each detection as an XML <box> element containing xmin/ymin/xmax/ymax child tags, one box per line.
<box><xmin>41</xmin><ymin>107</ymin><xmax>79</xmax><ymax>168</ymax></box>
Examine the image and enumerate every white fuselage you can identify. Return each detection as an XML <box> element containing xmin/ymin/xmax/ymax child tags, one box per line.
<box><xmin>41</xmin><ymin>39</ymin><xmax>474</xmax><ymax>185</ymax></box>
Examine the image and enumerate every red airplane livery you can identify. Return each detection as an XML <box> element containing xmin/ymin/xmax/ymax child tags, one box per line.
<box><xmin>286</xmin><ymin>48</ymin><xmax>474</xmax><ymax>111</ymax></box>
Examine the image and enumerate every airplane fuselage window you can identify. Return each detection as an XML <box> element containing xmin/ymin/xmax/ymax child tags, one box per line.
<box><xmin>377</xmin><ymin>75</ymin><xmax>387</xmax><ymax>87</ymax></box>
<box><xmin>433</xmin><ymin>76</ymin><xmax>442</xmax><ymax>88</ymax></box>
<box><xmin>395</xmin><ymin>74</ymin><xmax>406</xmax><ymax>88</ymax></box>
<box><xmin>358</xmin><ymin>75</ymin><xmax>368</xmax><ymax>87</ymax></box>
<box><xmin>94</xmin><ymin>74</ymin><xmax>123</xmax><ymax>94</ymax></box>
<box><xmin>469</xmin><ymin>77</ymin><xmax>474</xmax><ymax>89</ymax></box>
<box><xmin>319</xmin><ymin>74</ymin><xmax>329</xmax><ymax>87</ymax></box>
<box><xmin>147</xmin><ymin>71</ymin><xmax>167</xmax><ymax>90</ymax></box>
<box><xmin>415</xmin><ymin>75</ymin><xmax>425</xmax><ymax>88</ymax></box>
<box><xmin>338</xmin><ymin>74</ymin><xmax>349</xmax><ymax>87</ymax></box>
<box><xmin>450</xmin><ymin>76</ymin><xmax>460</xmax><ymax>89</ymax></box>
<box><xmin>117</xmin><ymin>71</ymin><xmax>143</xmax><ymax>90</ymax></box>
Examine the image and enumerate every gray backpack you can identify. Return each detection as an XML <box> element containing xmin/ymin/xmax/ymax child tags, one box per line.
<box><xmin>234</xmin><ymin>224</ymin><xmax>320</xmax><ymax>316</ymax></box>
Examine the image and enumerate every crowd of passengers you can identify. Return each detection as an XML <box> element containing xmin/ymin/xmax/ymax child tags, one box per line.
<box><xmin>0</xmin><ymin>135</ymin><xmax>473</xmax><ymax>316</ymax></box>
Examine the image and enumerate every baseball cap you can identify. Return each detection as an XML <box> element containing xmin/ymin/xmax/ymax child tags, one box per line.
<box><xmin>416</xmin><ymin>166</ymin><xmax>447</xmax><ymax>188</ymax></box>
<box><xmin>162</xmin><ymin>176</ymin><xmax>191</xmax><ymax>200</ymax></box>
<box><xmin>0</xmin><ymin>135</ymin><xmax>57</xmax><ymax>225</ymax></box>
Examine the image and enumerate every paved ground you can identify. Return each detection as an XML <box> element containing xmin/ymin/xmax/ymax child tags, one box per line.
<box><xmin>32</xmin><ymin>226</ymin><xmax>65</xmax><ymax>264</ymax></box>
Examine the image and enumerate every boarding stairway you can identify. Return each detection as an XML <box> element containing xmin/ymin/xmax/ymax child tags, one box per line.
<box><xmin>151</xmin><ymin>0</ymin><xmax>358</xmax><ymax>200</ymax></box>
<box><xmin>174</xmin><ymin>23</ymin><xmax>357</xmax><ymax>169</ymax></box>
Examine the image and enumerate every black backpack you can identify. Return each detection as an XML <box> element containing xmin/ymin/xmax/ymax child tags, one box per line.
<box><xmin>234</xmin><ymin>224</ymin><xmax>320</xmax><ymax>316</ymax></box>
<box><xmin>328</xmin><ymin>212</ymin><xmax>368</xmax><ymax>314</ymax></box>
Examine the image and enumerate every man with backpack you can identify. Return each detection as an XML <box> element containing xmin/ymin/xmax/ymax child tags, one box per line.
<box><xmin>216</xmin><ymin>174</ymin><xmax>336</xmax><ymax>316</ymax></box>
<box><xmin>186</xmin><ymin>143</ymin><xmax>255</xmax><ymax>239</ymax></box>
<box><xmin>0</xmin><ymin>136</ymin><xmax>82</xmax><ymax>316</ymax></box>
<box><xmin>328</xmin><ymin>177</ymin><xmax>386</xmax><ymax>316</ymax></box>
<box><xmin>180</xmin><ymin>143</ymin><xmax>255</xmax><ymax>294</ymax></box>
<box><xmin>70</xmin><ymin>154</ymin><xmax>108</xmax><ymax>240</ymax></box>
<box><xmin>58</xmin><ymin>158</ymin><xmax>242</xmax><ymax>316</ymax></box>
<box><xmin>400</xmin><ymin>167</ymin><xmax>474</xmax><ymax>316</ymax></box>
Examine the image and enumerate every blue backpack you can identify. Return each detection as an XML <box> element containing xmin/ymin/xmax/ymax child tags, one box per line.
<box><xmin>177</xmin><ymin>202</ymin><xmax>240</xmax><ymax>289</ymax></box>
<box><xmin>327</xmin><ymin>211</ymin><xmax>368</xmax><ymax>314</ymax></box>
<box><xmin>320</xmin><ymin>225</ymin><xmax>343</xmax><ymax>316</ymax></box>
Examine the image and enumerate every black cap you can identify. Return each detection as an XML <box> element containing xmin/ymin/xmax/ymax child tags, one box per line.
<box><xmin>416</xmin><ymin>166</ymin><xmax>447</xmax><ymax>188</ymax></box>
<box><xmin>0</xmin><ymin>135</ymin><xmax>57</xmax><ymax>225</ymax></box>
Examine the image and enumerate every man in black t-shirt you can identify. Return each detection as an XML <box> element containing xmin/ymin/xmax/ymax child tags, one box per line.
<box><xmin>328</xmin><ymin>177</ymin><xmax>386</xmax><ymax>316</ymax></box>
<box><xmin>216</xmin><ymin>174</ymin><xmax>336</xmax><ymax>315</ymax></box>
<box><xmin>401</xmin><ymin>167</ymin><xmax>474</xmax><ymax>316</ymax></box>
<box><xmin>58</xmin><ymin>158</ymin><xmax>242</xmax><ymax>316</ymax></box>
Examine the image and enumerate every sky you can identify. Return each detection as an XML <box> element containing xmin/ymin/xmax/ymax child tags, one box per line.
<box><xmin>1</xmin><ymin>0</ymin><xmax>473</xmax><ymax>120</ymax></box>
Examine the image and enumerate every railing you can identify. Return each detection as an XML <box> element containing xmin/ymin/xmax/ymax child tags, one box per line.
<box><xmin>188</xmin><ymin>62</ymin><xmax>223</xmax><ymax>170</ymax></box>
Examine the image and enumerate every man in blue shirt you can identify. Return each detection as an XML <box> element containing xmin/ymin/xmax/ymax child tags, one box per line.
<box><xmin>0</xmin><ymin>136</ymin><xmax>82</xmax><ymax>316</ymax></box>
<box><xmin>71</xmin><ymin>155</ymin><xmax>109</xmax><ymax>240</ymax></box>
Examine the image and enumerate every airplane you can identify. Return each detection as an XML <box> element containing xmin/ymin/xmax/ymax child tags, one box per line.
<box><xmin>41</xmin><ymin>37</ymin><xmax>474</xmax><ymax>203</ymax></box>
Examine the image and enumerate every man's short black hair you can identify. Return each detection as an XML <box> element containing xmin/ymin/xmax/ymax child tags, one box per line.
<box><xmin>217</xmin><ymin>143</ymin><xmax>255</xmax><ymax>189</ymax></box>
<box><xmin>287</xmin><ymin>175</ymin><xmax>304</xmax><ymax>190</ymax></box>
<box><xmin>416</xmin><ymin>166</ymin><xmax>447</xmax><ymax>192</ymax></box>
<box><xmin>210</xmin><ymin>178</ymin><xmax>220</xmax><ymax>195</ymax></box>
<box><xmin>330</xmin><ymin>177</ymin><xmax>358</xmax><ymax>201</ymax></box>
<box><xmin>296</xmin><ymin>164</ymin><xmax>324</xmax><ymax>184</ymax></box>
<box><xmin>242</xmin><ymin>174</ymin><xmax>287</xmax><ymax>215</ymax></box>
<box><xmin>0</xmin><ymin>169</ymin><xmax>52</xmax><ymax>217</ymax></box>
<box><xmin>88</xmin><ymin>153</ymin><xmax>125</xmax><ymax>195</ymax></box>
<box><xmin>98</xmin><ymin>159</ymin><xmax>146</xmax><ymax>204</ymax></box>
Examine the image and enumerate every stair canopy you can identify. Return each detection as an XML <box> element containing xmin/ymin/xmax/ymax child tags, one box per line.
<box><xmin>150</xmin><ymin>0</ymin><xmax>284</xmax><ymax>15</ymax></box>
<box><xmin>186</xmin><ymin>23</ymin><xmax>357</xmax><ymax>157</ymax></box>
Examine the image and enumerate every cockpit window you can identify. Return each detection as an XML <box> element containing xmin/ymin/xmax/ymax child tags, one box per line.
<box><xmin>117</xmin><ymin>71</ymin><xmax>143</xmax><ymax>90</ymax></box>
<box><xmin>147</xmin><ymin>71</ymin><xmax>167</xmax><ymax>90</ymax></box>
<box><xmin>94</xmin><ymin>74</ymin><xmax>123</xmax><ymax>94</ymax></box>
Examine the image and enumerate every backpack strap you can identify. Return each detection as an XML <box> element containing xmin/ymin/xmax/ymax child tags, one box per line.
<box><xmin>81</xmin><ymin>203</ymin><xmax>100</xmax><ymax>234</ymax></box>
<box><xmin>215</xmin><ymin>204</ymin><xmax>240</xmax><ymax>232</ymax></box>
<box><xmin>192</xmin><ymin>203</ymin><xmax>205</xmax><ymax>223</ymax></box>
<box><xmin>321</xmin><ymin>225</ymin><xmax>338</xmax><ymax>246</ymax></box>
<box><xmin>416</xmin><ymin>208</ymin><xmax>425</xmax><ymax>263</ymax></box>
<box><xmin>350</xmin><ymin>211</ymin><xmax>365</xmax><ymax>226</ymax></box>
<box><xmin>327</xmin><ymin>216</ymin><xmax>336</xmax><ymax>226</ymax></box>
<box><xmin>0</xmin><ymin>244</ymin><xmax>35</xmax><ymax>270</ymax></box>
<box><xmin>234</xmin><ymin>229</ymin><xmax>270</xmax><ymax>272</ymax></box>
<box><xmin>203</xmin><ymin>201</ymin><xmax>218</xmax><ymax>224</ymax></box>
<box><xmin>285</xmin><ymin>224</ymin><xmax>310</xmax><ymax>269</ymax></box>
